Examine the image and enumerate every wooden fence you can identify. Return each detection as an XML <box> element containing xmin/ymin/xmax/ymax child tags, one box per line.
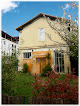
<box><xmin>28</xmin><ymin>96</ymin><xmax>78</xmax><ymax>104</ymax></box>
<box><xmin>2</xmin><ymin>95</ymin><xmax>24</xmax><ymax>104</ymax></box>
<box><xmin>2</xmin><ymin>95</ymin><xmax>78</xmax><ymax>104</ymax></box>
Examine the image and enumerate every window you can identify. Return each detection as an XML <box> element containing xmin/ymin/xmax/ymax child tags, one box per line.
<box><xmin>12</xmin><ymin>44</ymin><xmax>13</xmax><ymax>47</ymax></box>
<box><xmin>23</xmin><ymin>52</ymin><xmax>31</xmax><ymax>59</ymax></box>
<box><xmin>54</xmin><ymin>51</ymin><xmax>64</xmax><ymax>73</ymax></box>
<box><xmin>4</xmin><ymin>41</ymin><xmax>6</xmax><ymax>45</ymax></box>
<box><xmin>39</xmin><ymin>28</ymin><xmax>45</xmax><ymax>40</ymax></box>
<box><xmin>36</xmin><ymin>58</ymin><xmax>39</xmax><ymax>64</ymax></box>
<box><xmin>15</xmin><ymin>45</ymin><xmax>16</xmax><ymax>52</ymax></box>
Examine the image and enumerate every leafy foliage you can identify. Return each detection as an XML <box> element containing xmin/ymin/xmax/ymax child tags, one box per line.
<box><xmin>44</xmin><ymin>2</ymin><xmax>78</xmax><ymax>75</ymax></box>
<box><xmin>23</xmin><ymin>63</ymin><xmax>28</xmax><ymax>73</ymax></box>
<box><xmin>32</xmin><ymin>71</ymin><xmax>78</xmax><ymax>102</ymax></box>
<box><xmin>41</xmin><ymin>65</ymin><xmax>52</xmax><ymax>77</ymax></box>
<box><xmin>2</xmin><ymin>54</ymin><xmax>19</xmax><ymax>95</ymax></box>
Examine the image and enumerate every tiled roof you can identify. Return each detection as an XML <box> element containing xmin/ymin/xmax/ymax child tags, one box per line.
<box><xmin>1</xmin><ymin>30</ymin><xmax>19</xmax><ymax>41</ymax></box>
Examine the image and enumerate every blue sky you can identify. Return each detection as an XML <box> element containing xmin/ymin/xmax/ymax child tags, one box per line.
<box><xmin>2</xmin><ymin>1</ymin><xmax>78</xmax><ymax>37</ymax></box>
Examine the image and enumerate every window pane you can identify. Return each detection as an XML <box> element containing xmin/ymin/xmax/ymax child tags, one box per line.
<box><xmin>57</xmin><ymin>66</ymin><xmax>59</xmax><ymax>72</ymax></box>
<box><xmin>55</xmin><ymin>52</ymin><xmax>56</xmax><ymax>57</ymax></box>
<box><xmin>59</xmin><ymin>53</ymin><xmax>61</xmax><ymax>57</ymax></box>
<box><xmin>26</xmin><ymin>53</ymin><xmax>27</xmax><ymax>58</ymax></box>
<box><xmin>28</xmin><ymin>53</ymin><xmax>29</xmax><ymax>58</ymax></box>
<box><xmin>24</xmin><ymin>53</ymin><xmax>26</xmax><ymax>58</ymax></box>
<box><xmin>40</xmin><ymin>28</ymin><xmax>44</xmax><ymax>40</ymax></box>
<box><xmin>62</xmin><ymin>55</ymin><xmax>64</xmax><ymax>57</ymax></box>
<box><xmin>60</xmin><ymin>66</ymin><xmax>62</xmax><ymax>72</ymax></box>
<box><xmin>37</xmin><ymin>58</ymin><xmax>39</xmax><ymax>64</ymax></box>
<box><xmin>59</xmin><ymin>58</ymin><xmax>62</xmax><ymax>65</ymax></box>
<box><xmin>62</xmin><ymin>59</ymin><xmax>64</xmax><ymax>64</ymax></box>
<box><xmin>30</xmin><ymin>52</ymin><xmax>31</xmax><ymax>57</ymax></box>
<box><xmin>55</xmin><ymin>57</ymin><xmax>57</xmax><ymax>65</ymax></box>
<box><xmin>57</xmin><ymin>52</ymin><xmax>58</xmax><ymax>57</ymax></box>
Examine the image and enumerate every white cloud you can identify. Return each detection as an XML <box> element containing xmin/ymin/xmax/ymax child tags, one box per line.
<box><xmin>0</xmin><ymin>0</ymin><xmax>19</xmax><ymax>13</ymax></box>
<box><xmin>63</xmin><ymin>4</ymin><xmax>70</xmax><ymax>10</ymax></box>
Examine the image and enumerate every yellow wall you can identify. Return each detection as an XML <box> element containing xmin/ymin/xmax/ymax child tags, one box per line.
<box><xmin>19</xmin><ymin>17</ymin><xmax>66</xmax><ymax>49</ymax></box>
<box><xmin>19</xmin><ymin>47</ymin><xmax>71</xmax><ymax>74</ymax></box>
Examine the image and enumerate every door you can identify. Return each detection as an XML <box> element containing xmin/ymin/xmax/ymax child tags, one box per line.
<box><xmin>40</xmin><ymin>58</ymin><xmax>46</xmax><ymax>73</ymax></box>
<box><xmin>36</xmin><ymin>57</ymin><xmax>46</xmax><ymax>73</ymax></box>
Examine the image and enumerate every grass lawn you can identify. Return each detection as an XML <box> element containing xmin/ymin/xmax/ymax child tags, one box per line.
<box><xmin>11</xmin><ymin>72</ymin><xmax>34</xmax><ymax>103</ymax></box>
<box><xmin>8</xmin><ymin>72</ymin><xmax>78</xmax><ymax>103</ymax></box>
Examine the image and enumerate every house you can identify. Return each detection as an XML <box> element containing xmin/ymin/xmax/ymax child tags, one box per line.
<box><xmin>1</xmin><ymin>30</ymin><xmax>19</xmax><ymax>56</ymax></box>
<box><xmin>16</xmin><ymin>13</ymin><xmax>71</xmax><ymax>74</ymax></box>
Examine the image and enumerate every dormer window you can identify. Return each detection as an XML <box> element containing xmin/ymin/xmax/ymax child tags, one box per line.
<box><xmin>39</xmin><ymin>28</ymin><xmax>45</xmax><ymax>41</ymax></box>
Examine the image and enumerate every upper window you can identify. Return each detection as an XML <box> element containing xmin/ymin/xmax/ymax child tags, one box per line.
<box><xmin>23</xmin><ymin>52</ymin><xmax>31</xmax><ymax>59</ymax></box>
<box><xmin>39</xmin><ymin>28</ymin><xmax>45</xmax><ymax>41</ymax></box>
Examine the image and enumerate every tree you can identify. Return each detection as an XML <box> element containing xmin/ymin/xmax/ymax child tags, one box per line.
<box><xmin>43</xmin><ymin>2</ymin><xmax>79</xmax><ymax>75</ymax></box>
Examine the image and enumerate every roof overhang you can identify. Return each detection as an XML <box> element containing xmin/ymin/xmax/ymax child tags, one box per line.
<box><xmin>16</xmin><ymin>13</ymin><xmax>62</xmax><ymax>31</ymax></box>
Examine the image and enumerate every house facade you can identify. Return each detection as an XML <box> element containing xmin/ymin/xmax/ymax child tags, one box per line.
<box><xmin>1</xmin><ymin>31</ymin><xmax>19</xmax><ymax>56</ymax></box>
<box><xmin>16</xmin><ymin>13</ymin><xmax>71</xmax><ymax>74</ymax></box>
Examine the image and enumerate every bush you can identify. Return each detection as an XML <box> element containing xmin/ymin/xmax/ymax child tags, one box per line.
<box><xmin>2</xmin><ymin>54</ymin><xmax>19</xmax><ymax>95</ymax></box>
<box><xmin>23</xmin><ymin>63</ymin><xmax>28</xmax><ymax>73</ymax></box>
<box><xmin>41</xmin><ymin>65</ymin><xmax>52</xmax><ymax>77</ymax></box>
<box><xmin>32</xmin><ymin>71</ymin><xmax>78</xmax><ymax>102</ymax></box>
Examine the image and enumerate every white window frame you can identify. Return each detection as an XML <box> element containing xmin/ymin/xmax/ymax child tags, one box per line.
<box><xmin>23</xmin><ymin>52</ymin><xmax>31</xmax><ymax>59</ymax></box>
<box><xmin>54</xmin><ymin>51</ymin><xmax>64</xmax><ymax>73</ymax></box>
<box><xmin>38</xmin><ymin>28</ymin><xmax>45</xmax><ymax>41</ymax></box>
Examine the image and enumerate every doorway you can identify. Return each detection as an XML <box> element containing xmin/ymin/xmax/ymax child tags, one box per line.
<box><xmin>36</xmin><ymin>58</ymin><xmax>46</xmax><ymax>73</ymax></box>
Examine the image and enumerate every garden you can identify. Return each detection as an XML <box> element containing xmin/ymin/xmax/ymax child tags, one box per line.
<box><xmin>2</xmin><ymin>55</ymin><xmax>78</xmax><ymax>104</ymax></box>
<box><xmin>2</xmin><ymin>1</ymin><xmax>78</xmax><ymax>104</ymax></box>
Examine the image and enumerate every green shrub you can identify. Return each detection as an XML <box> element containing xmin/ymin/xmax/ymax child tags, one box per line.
<box><xmin>2</xmin><ymin>54</ymin><xmax>19</xmax><ymax>95</ymax></box>
<box><xmin>23</xmin><ymin>63</ymin><xmax>28</xmax><ymax>73</ymax></box>
<box><xmin>41</xmin><ymin>64</ymin><xmax>52</xmax><ymax>77</ymax></box>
